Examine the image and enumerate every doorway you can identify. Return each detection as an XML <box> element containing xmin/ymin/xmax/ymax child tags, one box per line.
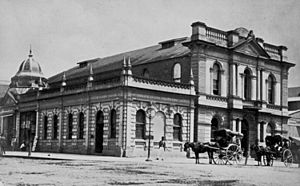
<box><xmin>95</xmin><ymin>111</ymin><xmax>104</xmax><ymax>153</ymax></box>
<box><xmin>241</xmin><ymin>119</ymin><xmax>249</xmax><ymax>156</ymax></box>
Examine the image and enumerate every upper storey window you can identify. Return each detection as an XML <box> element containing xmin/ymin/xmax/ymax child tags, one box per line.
<box><xmin>267</xmin><ymin>75</ymin><xmax>276</xmax><ymax>104</ymax></box>
<box><xmin>173</xmin><ymin>63</ymin><xmax>181</xmax><ymax>83</ymax></box>
<box><xmin>212</xmin><ymin>64</ymin><xmax>221</xmax><ymax>95</ymax></box>
<box><xmin>244</xmin><ymin>68</ymin><xmax>252</xmax><ymax>100</ymax></box>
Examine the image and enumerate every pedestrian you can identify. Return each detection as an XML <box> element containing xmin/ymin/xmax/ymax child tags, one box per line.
<box><xmin>157</xmin><ymin>136</ymin><xmax>166</xmax><ymax>161</ymax></box>
<box><xmin>0</xmin><ymin>134</ymin><xmax>6</xmax><ymax>155</ymax></box>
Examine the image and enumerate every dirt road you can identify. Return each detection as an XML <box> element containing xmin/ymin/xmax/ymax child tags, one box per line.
<box><xmin>0</xmin><ymin>157</ymin><xmax>299</xmax><ymax>186</ymax></box>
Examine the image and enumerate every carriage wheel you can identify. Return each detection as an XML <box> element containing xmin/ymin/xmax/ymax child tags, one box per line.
<box><xmin>225</xmin><ymin>144</ymin><xmax>242</xmax><ymax>165</ymax></box>
<box><xmin>282</xmin><ymin>149</ymin><xmax>293</xmax><ymax>167</ymax></box>
<box><xmin>213</xmin><ymin>150</ymin><xmax>225</xmax><ymax>165</ymax></box>
<box><xmin>262</xmin><ymin>154</ymin><xmax>274</xmax><ymax>166</ymax></box>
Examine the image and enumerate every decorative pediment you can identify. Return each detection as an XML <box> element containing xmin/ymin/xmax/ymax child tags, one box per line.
<box><xmin>234</xmin><ymin>39</ymin><xmax>270</xmax><ymax>58</ymax></box>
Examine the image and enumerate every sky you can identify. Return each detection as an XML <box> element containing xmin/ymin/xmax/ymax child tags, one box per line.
<box><xmin>0</xmin><ymin>0</ymin><xmax>299</xmax><ymax>87</ymax></box>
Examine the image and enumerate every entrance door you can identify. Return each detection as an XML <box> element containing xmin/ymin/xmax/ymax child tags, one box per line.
<box><xmin>95</xmin><ymin>111</ymin><xmax>104</xmax><ymax>153</ymax></box>
<box><xmin>152</xmin><ymin>112</ymin><xmax>165</xmax><ymax>144</ymax></box>
<box><xmin>241</xmin><ymin>119</ymin><xmax>249</xmax><ymax>156</ymax></box>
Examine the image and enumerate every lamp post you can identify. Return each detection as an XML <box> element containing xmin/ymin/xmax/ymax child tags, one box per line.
<box><xmin>146</xmin><ymin>107</ymin><xmax>155</xmax><ymax>161</ymax></box>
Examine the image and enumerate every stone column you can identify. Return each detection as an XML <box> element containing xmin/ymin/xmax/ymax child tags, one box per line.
<box><xmin>240</xmin><ymin>74</ymin><xmax>244</xmax><ymax>99</ymax></box>
<box><xmin>232</xmin><ymin>119</ymin><xmax>237</xmax><ymax>132</ymax></box>
<box><xmin>251</xmin><ymin>76</ymin><xmax>257</xmax><ymax>100</ymax></box>
<box><xmin>210</xmin><ymin>68</ymin><xmax>213</xmax><ymax>94</ymax></box>
<box><xmin>15</xmin><ymin>112</ymin><xmax>20</xmax><ymax>144</ymax></box>
<box><xmin>230</xmin><ymin>63</ymin><xmax>236</xmax><ymax>96</ymax></box>
<box><xmin>257</xmin><ymin>69</ymin><xmax>261</xmax><ymax>100</ymax></box>
<box><xmin>261</xmin><ymin>71</ymin><xmax>266</xmax><ymax>101</ymax></box>
<box><xmin>221</xmin><ymin>70</ymin><xmax>226</xmax><ymax>97</ymax></box>
<box><xmin>275</xmin><ymin>81</ymin><xmax>280</xmax><ymax>105</ymax></box>
<box><xmin>85</xmin><ymin>108</ymin><xmax>90</xmax><ymax>153</ymax></box>
<box><xmin>236</xmin><ymin>64</ymin><xmax>239</xmax><ymax>96</ymax></box>
<box><xmin>257</xmin><ymin>122</ymin><xmax>260</xmax><ymax>142</ymax></box>
<box><xmin>58</xmin><ymin>109</ymin><xmax>63</xmax><ymax>152</ymax></box>
<box><xmin>263</xmin><ymin>123</ymin><xmax>267</xmax><ymax>141</ymax></box>
<box><xmin>236</xmin><ymin>119</ymin><xmax>241</xmax><ymax>133</ymax></box>
<box><xmin>0</xmin><ymin>116</ymin><xmax>2</xmax><ymax>134</ymax></box>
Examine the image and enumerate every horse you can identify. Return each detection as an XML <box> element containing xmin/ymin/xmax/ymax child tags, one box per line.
<box><xmin>184</xmin><ymin>142</ymin><xmax>216</xmax><ymax>164</ymax></box>
<box><xmin>251</xmin><ymin>144</ymin><xmax>273</xmax><ymax>166</ymax></box>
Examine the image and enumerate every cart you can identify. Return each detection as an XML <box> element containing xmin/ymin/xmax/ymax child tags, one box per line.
<box><xmin>211</xmin><ymin>128</ymin><xmax>244</xmax><ymax>165</ymax></box>
<box><xmin>282</xmin><ymin>136</ymin><xmax>300</xmax><ymax>167</ymax></box>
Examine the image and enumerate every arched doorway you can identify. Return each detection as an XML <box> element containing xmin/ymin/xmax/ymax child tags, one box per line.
<box><xmin>241</xmin><ymin>119</ymin><xmax>249</xmax><ymax>156</ymax></box>
<box><xmin>152</xmin><ymin>112</ymin><xmax>165</xmax><ymax>143</ymax></box>
<box><xmin>95</xmin><ymin>111</ymin><xmax>104</xmax><ymax>153</ymax></box>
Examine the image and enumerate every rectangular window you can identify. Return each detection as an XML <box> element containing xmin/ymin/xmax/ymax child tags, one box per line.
<box><xmin>136</xmin><ymin>123</ymin><xmax>145</xmax><ymax>139</ymax></box>
<box><xmin>173</xmin><ymin>126</ymin><xmax>181</xmax><ymax>141</ymax></box>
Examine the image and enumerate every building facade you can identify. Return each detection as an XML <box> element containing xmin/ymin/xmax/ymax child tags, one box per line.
<box><xmin>0</xmin><ymin>21</ymin><xmax>294</xmax><ymax>157</ymax></box>
<box><xmin>287</xmin><ymin>87</ymin><xmax>300</xmax><ymax>137</ymax></box>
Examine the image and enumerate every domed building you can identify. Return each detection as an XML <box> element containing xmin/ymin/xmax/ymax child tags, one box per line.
<box><xmin>10</xmin><ymin>49</ymin><xmax>47</xmax><ymax>94</ymax></box>
<box><xmin>0</xmin><ymin>49</ymin><xmax>47</xmax><ymax>150</ymax></box>
<box><xmin>0</xmin><ymin>21</ymin><xmax>295</xmax><ymax>158</ymax></box>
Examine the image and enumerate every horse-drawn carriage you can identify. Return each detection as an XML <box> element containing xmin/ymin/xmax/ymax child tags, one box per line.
<box><xmin>252</xmin><ymin>134</ymin><xmax>300</xmax><ymax>167</ymax></box>
<box><xmin>281</xmin><ymin>136</ymin><xmax>300</xmax><ymax>167</ymax></box>
<box><xmin>211</xmin><ymin>128</ymin><xmax>244</xmax><ymax>165</ymax></box>
<box><xmin>184</xmin><ymin>128</ymin><xmax>243</xmax><ymax>165</ymax></box>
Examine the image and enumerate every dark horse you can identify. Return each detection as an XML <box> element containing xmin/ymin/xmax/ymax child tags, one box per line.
<box><xmin>184</xmin><ymin>142</ymin><xmax>216</xmax><ymax>164</ymax></box>
<box><xmin>251</xmin><ymin>140</ymin><xmax>273</xmax><ymax>166</ymax></box>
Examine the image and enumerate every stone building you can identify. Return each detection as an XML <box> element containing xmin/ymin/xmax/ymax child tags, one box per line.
<box><xmin>287</xmin><ymin>87</ymin><xmax>300</xmax><ymax>137</ymax></box>
<box><xmin>0</xmin><ymin>21</ymin><xmax>295</xmax><ymax>157</ymax></box>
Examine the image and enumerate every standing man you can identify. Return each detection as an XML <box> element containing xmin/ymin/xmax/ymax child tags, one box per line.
<box><xmin>158</xmin><ymin>136</ymin><xmax>166</xmax><ymax>160</ymax></box>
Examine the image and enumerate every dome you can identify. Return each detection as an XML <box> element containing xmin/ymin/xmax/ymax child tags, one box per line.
<box><xmin>10</xmin><ymin>49</ymin><xmax>47</xmax><ymax>90</ymax></box>
<box><xmin>234</xmin><ymin>27</ymin><xmax>249</xmax><ymax>38</ymax></box>
<box><xmin>15</xmin><ymin>50</ymin><xmax>45</xmax><ymax>78</ymax></box>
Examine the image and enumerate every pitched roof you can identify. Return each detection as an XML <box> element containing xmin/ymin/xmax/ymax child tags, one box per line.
<box><xmin>48</xmin><ymin>37</ymin><xmax>190</xmax><ymax>84</ymax></box>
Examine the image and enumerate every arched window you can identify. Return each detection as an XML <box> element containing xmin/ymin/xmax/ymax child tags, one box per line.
<box><xmin>244</xmin><ymin>68</ymin><xmax>252</xmax><ymax>100</ymax></box>
<box><xmin>136</xmin><ymin>110</ymin><xmax>146</xmax><ymax>139</ymax></box>
<box><xmin>142</xmin><ymin>68</ymin><xmax>149</xmax><ymax>78</ymax></box>
<box><xmin>267</xmin><ymin>75</ymin><xmax>275</xmax><ymax>104</ymax></box>
<box><xmin>173</xmin><ymin>63</ymin><xmax>181</xmax><ymax>83</ymax></box>
<box><xmin>173</xmin><ymin>114</ymin><xmax>182</xmax><ymax>141</ymax></box>
<box><xmin>68</xmin><ymin>113</ymin><xmax>73</xmax><ymax>139</ymax></box>
<box><xmin>43</xmin><ymin>115</ymin><xmax>48</xmax><ymax>140</ymax></box>
<box><xmin>78</xmin><ymin>112</ymin><xmax>84</xmax><ymax>139</ymax></box>
<box><xmin>211</xmin><ymin>118</ymin><xmax>219</xmax><ymax>141</ymax></box>
<box><xmin>213</xmin><ymin>64</ymin><xmax>221</xmax><ymax>95</ymax></box>
<box><xmin>53</xmin><ymin>115</ymin><xmax>58</xmax><ymax>140</ymax></box>
<box><xmin>110</xmin><ymin>109</ymin><xmax>116</xmax><ymax>138</ymax></box>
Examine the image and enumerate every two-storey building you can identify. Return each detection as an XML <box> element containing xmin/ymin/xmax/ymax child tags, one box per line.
<box><xmin>0</xmin><ymin>21</ymin><xmax>294</xmax><ymax>157</ymax></box>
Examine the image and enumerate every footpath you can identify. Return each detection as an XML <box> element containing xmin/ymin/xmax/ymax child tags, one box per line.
<box><xmin>3</xmin><ymin>150</ymin><xmax>299</xmax><ymax>168</ymax></box>
<box><xmin>0</xmin><ymin>150</ymin><xmax>285</xmax><ymax>167</ymax></box>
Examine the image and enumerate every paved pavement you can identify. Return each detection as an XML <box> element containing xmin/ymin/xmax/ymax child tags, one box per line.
<box><xmin>1</xmin><ymin>150</ymin><xmax>294</xmax><ymax>167</ymax></box>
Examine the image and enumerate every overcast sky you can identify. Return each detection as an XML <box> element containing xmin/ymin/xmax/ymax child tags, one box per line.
<box><xmin>0</xmin><ymin>0</ymin><xmax>299</xmax><ymax>87</ymax></box>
